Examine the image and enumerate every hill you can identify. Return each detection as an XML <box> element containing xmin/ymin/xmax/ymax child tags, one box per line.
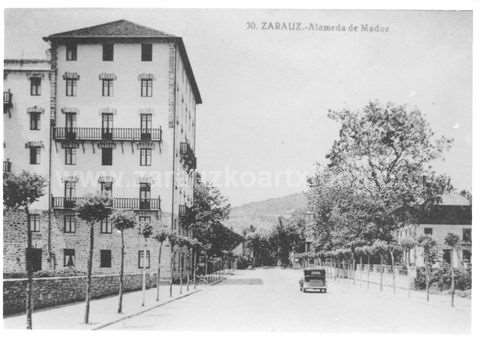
<box><xmin>225</xmin><ymin>192</ymin><xmax>307</xmax><ymax>234</ymax></box>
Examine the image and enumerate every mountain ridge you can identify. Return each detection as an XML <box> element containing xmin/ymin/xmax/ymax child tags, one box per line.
<box><xmin>225</xmin><ymin>192</ymin><xmax>308</xmax><ymax>234</ymax></box>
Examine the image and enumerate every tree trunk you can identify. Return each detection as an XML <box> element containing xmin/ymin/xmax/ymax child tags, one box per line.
<box><xmin>193</xmin><ymin>248</ymin><xmax>197</xmax><ymax>288</ymax></box>
<box><xmin>352</xmin><ymin>253</ymin><xmax>356</xmax><ymax>285</ymax></box>
<box><xmin>169</xmin><ymin>244</ymin><xmax>174</xmax><ymax>297</ymax></box>
<box><xmin>450</xmin><ymin>249</ymin><xmax>455</xmax><ymax>307</ymax></box>
<box><xmin>118</xmin><ymin>230</ymin><xmax>125</xmax><ymax>313</ymax></box>
<box><xmin>141</xmin><ymin>241</ymin><xmax>147</xmax><ymax>306</ymax></box>
<box><xmin>390</xmin><ymin>250</ymin><xmax>396</xmax><ymax>294</ymax></box>
<box><xmin>25</xmin><ymin>206</ymin><xmax>33</xmax><ymax>329</ymax></box>
<box><xmin>84</xmin><ymin>222</ymin><xmax>94</xmax><ymax>324</ymax></box>
<box><xmin>156</xmin><ymin>242</ymin><xmax>163</xmax><ymax>302</ymax></box>
<box><xmin>426</xmin><ymin>253</ymin><xmax>430</xmax><ymax>302</ymax></box>
<box><xmin>180</xmin><ymin>252</ymin><xmax>184</xmax><ymax>294</ymax></box>
<box><xmin>367</xmin><ymin>254</ymin><xmax>371</xmax><ymax>289</ymax></box>
<box><xmin>186</xmin><ymin>249</ymin><xmax>190</xmax><ymax>292</ymax></box>
<box><xmin>379</xmin><ymin>256</ymin><xmax>384</xmax><ymax>292</ymax></box>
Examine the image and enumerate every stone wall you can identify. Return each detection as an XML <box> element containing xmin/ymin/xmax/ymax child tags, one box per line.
<box><xmin>3</xmin><ymin>209</ymin><xmax>28</xmax><ymax>273</ymax></box>
<box><xmin>3</xmin><ymin>272</ymin><xmax>158</xmax><ymax>316</ymax></box>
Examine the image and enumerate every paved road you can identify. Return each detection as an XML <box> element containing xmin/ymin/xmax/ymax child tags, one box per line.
<box><xmin>106</xmin><ymin>268</ymin><xmax>471</xmax><ymax>332</ymax></box>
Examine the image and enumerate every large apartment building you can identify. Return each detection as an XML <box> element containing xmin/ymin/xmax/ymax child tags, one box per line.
<box><xmin>3</xmin><ymin>20</ymin><xmax>200</xmax><ymax>279</ymax></box>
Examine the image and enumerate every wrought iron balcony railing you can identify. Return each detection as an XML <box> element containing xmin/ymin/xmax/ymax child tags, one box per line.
<box><xmin>179</xmin><ymin>204</ymin><xmax>195</xmax><ymax>227</ymax></box>
<box><xmin>52</xmin><ymin>196</ymin><xmax>161</xmax><ymax>210</ymax></box>
<box><xmin>179</xmin><ymin>142</ymin><xmax>197</xmax><ymax>172</ymax></box>
<box><xmin>4</xmin><ymin>91</ymin><xmax>13</xmax><ymax>115</ymax></box>
<box><xmin>54</xmin><ymin>127</ymin><xmax>162</xmax><ymax>142</ymax></box>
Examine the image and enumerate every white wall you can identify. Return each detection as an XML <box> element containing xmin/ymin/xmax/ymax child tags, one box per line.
<box><xmin>4</xmin><ymin>60</ymin><xmax>51</xmax><ymax>211</ymax></box>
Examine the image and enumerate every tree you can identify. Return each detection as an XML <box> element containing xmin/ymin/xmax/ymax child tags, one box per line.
<box><xmin>191</xmin><ymin>238</ymin><xmax>201</xmax><ymax>288</ymax></box>
<box><xmin>76</xmin><ymin>193</ymin><xmax>112</xmax><ymax>323</ymax></box>
<box><xmin>417</xmin><ymin>235</ymin><xmax>437</xmax><ymax>302</ymax></box>
<box><xmin>3</xmin><ymin>171</ymin><xmax>46</xmax><ymax>329</ymax></box>
<box><xmin>191</xmin><ymin>174</ymin><xmax>230</xmax><ymax>229</ymax></box>
<box><xmin>153</xmin><ymin>230</ymin><xmax>169</xmax><ymax>301</ymax></box>
<box><xmin>387</xmin><ymin>242</ymin><xmax>402</xmax><ymax>293</ymax></box>
<box><xmin>372</xmin><ymin>240</ymin><xmax>389</xmax><ymax>291</ymax></box>
<box><xmin>139</xmin><ymin>221</ymin><xmax>153</xmax><ymax>306</ymax></box>
<box><xmin>318</xmin><ymin>102</ymin><xmax>452</xmax><ymax>248</ymax></box>
<box><xmin>399</xmin><ymin>236</ymin><xmax>416</xmax><ymax>266</ymax></box>
<box><xmin>444</xmin><ymin>233</ymin><xmax>460</xmax><ymax>307</ymax></box>
<box><xmin>111</xmin><ymin>210</ymin><xmax>136</xmax><ymax>313</ymax></box>
<box><xmin>167</xmin><ymin>233</ymin><xmax>178</xmax><ymax>297</ymax></box>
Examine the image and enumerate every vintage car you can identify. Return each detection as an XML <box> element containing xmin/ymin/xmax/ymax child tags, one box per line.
<box><xmin>299</xmin><ymin>269</ymin><xmax>327</xmax><ymax>293</ymax></box>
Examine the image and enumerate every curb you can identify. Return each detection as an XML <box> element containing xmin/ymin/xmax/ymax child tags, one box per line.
<box><xmin>92</xmin><ymin>288</ymin><xmax>202</xmax><ymax>330</ymax></box>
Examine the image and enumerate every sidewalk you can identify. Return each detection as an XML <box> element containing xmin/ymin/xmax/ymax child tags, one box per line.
<box><xmin>3</xmin><ymin>281</ymin><xmax>213</xmax><ymax>330</ymax></box>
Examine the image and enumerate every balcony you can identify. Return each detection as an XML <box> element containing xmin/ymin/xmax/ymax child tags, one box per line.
<box><xmin>179</xmin><ymin>204</ymin><xmax>194</xmax><ymax>227</ymax></box>
<box><xmin>4</xmin><ymin>90</ymin><xmax>13</xmax><ymax>116</ymax></box>
<box><xmin>53</xmin><ymin>127</ymin><xmax>162</xmax><ymax>142</ymax></box>
<box><xmin>52</xmin><ymin>196</ymin><xmax>161</xmax><ymax>210</ymax></box>
<box><xmin>180</xmin><ymin>142</ymin><xmax>197</xmax><ymax>172</ymax></box>
<box><xmin>3</xmin><ymin>160</ymin><xmax>12</xmax><ymax>173</ymax></box>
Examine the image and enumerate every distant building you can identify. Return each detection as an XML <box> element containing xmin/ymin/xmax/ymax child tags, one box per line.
<box><xmin>396</xmin><ymin>193</ymin><xmax>472</xmax><ymax>268</ymax></box>
<box><xmin>3</xmin><ymin>20</ymin><xmax>201</xmax><ymax>279</ymax></box>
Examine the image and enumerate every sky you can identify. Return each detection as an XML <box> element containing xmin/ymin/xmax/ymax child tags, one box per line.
<box><xmin>4</xmin><ymin>9</ymin><xmax>472</xmax><ymax>206</ymax></box>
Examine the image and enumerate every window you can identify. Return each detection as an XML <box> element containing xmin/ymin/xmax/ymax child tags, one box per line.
<box><xmin>65</xmin><ymin>148</ymin><xmax>77</xmax><ymax>165</ymax></box>
<box><xmin>100</xmin><ymin>250</ymin><xmax>112</xmax><ymax>268</ymax></box>
<box><xmin>30</xmin><ymin>77</ymin><xmax>41</xmax><ymax>96</ymax></box>
<box><xmin>101</xmin><ymin>113</ymin><xmax>113</xmax><ymax>139</ymax></box>
<box><xmin>442</xmin><ymin>249</ymin><xmax>451</xmax><ymax>264</ymax></box>
<box><xmin>100</xmin><ymin>217</ymin><xmax>112</xmax><ymax>234</ymax></box>
<box><xmin>141</xmin><ymin>79</ymin><xmax>152</xmax><ymax>97</ymax></box>
<box><xmin>66</xmin><ymin>44</ymin><xmax>77</xmax><ymax>61</ymax></box>
<box><xmin>30</xmin><ymin>112</ymin><xmax>41</xmax><ymax>130</ymax></box>
<box><xmin>100</xmin><ymin>181</ymin><xmax>113</xmax><ymax>198</ymax></box>
<box><xmin>138</xmin><ymin>215</ymin><xmax>152</xmax><ymax>234</ymax></box>
<box><xmin>101</xmin><ymin>148</ymin><xmax>113</xmax><ymax>166</ymax></box>
<box><xmin>29</xmin><ymin>214</ymin><xmax>40</xmax><ymax>232</ymax></box>
<box><xmin>463</xmin><ymin>250</ymin><xmax>471</xmax><ymax>263</ymax></box>
<box><xmin>139</xmin><ymin>215</ymin><xmax>151</xmax><ymax>224</ymax></box>
<box><xmin>139</xmin><ymin>183</ymin><xmax>151</xmax><ymax>209</ymax></box>
<box><xmin>64</xmin><ymin>249</ymin><xmax>75</xmax><ymax>267</ymax></box>
<box><xmin>64</xmin><ymin>215</ymin><xmax>76</xmax><ymax>233</ymax></box>
<box><xmin>65</xmin><ymin>78</ymin><xmax>77</xmax><ymax>96</ymax></box>
<box><xmin>140</xmin><ymin>148</ymin><xmax>152</xmax><ymax>166</ymax></box>
<box><xmin>102</xmin><ymin>79</ymin><xmax>114</xmax><ymax>97</ymax></box>
<box><xmin>29</xmin><ymin>146</ymin><xmax>41</xmax><ymax>164</ymax></box>
<box><xmin>463</xmin><ymin>228</ymin><xmax>471</xmax><ymax>243</ymax></box>
<box><xmin>65</xmin><ymin>112</ymin><xmax>76</xmax><ymax>129</ymax></box>
<box><xmin>141</xmin><ymin>43</ymin><xmax>152</xmax><ymax>61</ymax></box>
<box><xmin>102</xmin><ymin>43</ymin><xmax>114</xmax><ymax>61</ymax></box>
<box><xmin>138</xmin><ymin>250</ymin><xmax>150</xmax><ymax>269</ymax></box>
<box><xmin>424</xmin><ymin>228</ymin><xmax>433</xmax><ymax>235</ymax></box>
<box><xmin>140</xmin><ymin>113</ymin><xmax>152</xmax><ymax>133</ymax></box>
<box><xmin>64</xmin><ymin>181</ymin><xmax>76</xmax><ymax>199</ymax></box>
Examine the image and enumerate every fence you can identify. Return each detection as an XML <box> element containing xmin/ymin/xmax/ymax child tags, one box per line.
<box><xmin>304</xmin><ymin>261</ymin><xmax>471</xmax><ymax>308</ymax></box>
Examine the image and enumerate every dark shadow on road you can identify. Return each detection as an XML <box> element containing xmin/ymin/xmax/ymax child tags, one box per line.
<box><xmin>220</xmin><ymin>278</ymin><xmax>264</xmax><ymax>285</ymax></box>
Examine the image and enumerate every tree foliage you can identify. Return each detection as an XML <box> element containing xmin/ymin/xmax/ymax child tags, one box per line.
<box><xmin>190</xmin><ymin>174</ymin><xmax>239</xmax><ymax>256</ymax></box>
<box><xmin>111</xmin><ymin>210</ymin><xmax>136</xmax><ymax>232</ymax></box>
<box><xmin>76</xmin><ymin>193</ymin><xmax>112</xmax><ymax>224</ymax></box>
<box><xmin>3</xmin><ymin>171</ymin><xmax>46</xmax><ymax>209</ymax></box>
<box><xmin>307</xmin><ymin>102</ymin><xmax>453</xmax><ymax>259</ymax></box>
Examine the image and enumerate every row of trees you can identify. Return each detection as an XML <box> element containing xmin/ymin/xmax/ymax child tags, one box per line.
<box><xmin>3</xmin><ymin>170</ymin><xmax>238</xmax><ymax>329</ymax></box>
<box><xmin>303</xmin><ymin>102</ymin><xmax>470</xmax><ymax>305</ymax></box>
<box><xmin>243</xmin><ymin>214</ymin><xmax>306</xmax><ymax>267</ymax></box>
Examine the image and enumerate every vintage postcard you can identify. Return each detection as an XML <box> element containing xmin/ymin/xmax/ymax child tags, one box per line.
<box><xmin>1</xmin><ymin>5</ymin><xmax>474</xmax><ymax>335</ymax></box>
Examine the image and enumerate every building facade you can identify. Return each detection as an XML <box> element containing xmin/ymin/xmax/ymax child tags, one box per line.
<box><xmin>396</xmin><ymin>194</ymin><xmax>472</xmax><ymax>268</ymax></box>
<box><xmin>3</xmin><ymin>20</ymin><xmax>200</xmax><ymax>279</ymax></box>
